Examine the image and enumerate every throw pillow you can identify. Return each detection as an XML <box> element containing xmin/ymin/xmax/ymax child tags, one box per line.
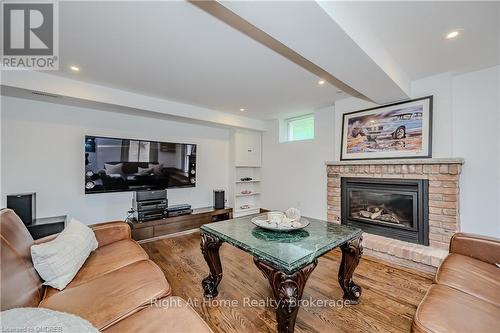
<box><xmin>1</xmin><ymin>307</ymin><xmax>98</xmax><ymax>333</ymax></box>
<box><xmin>149</xmin><ymin>163</ymin><xmax>164</xmax><ymax>175</ymax></box>
<box><xmin>138</xmin><ymin>166</ymin><xmax>153</xmax><ymax>175</ymax></box>
<box><xmin>104</xmin><ymin>163</ymin><xmax>123</xmax><ymax>175</ymax></box>
<box><xmin>31</xmin><ymin>218</ymin><xmax>98</xmax><ymax>290</ymax></box>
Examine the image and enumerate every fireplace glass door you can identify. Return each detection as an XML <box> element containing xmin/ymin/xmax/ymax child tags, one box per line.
<box><xmin>348</xmin><ymin>189</ymin><xmax>416</xmax><ymax>230</ymax></box>
<box><xmin>341</xmin><ymin>178</ymin><xmax>428</xmax><ymax>245</ymax></box>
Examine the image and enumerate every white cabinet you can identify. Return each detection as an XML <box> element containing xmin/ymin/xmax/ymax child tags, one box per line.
<box><xmin>234</xmin><ymin>131</ymin><xmax>261</xmax><ymax>167</ymax></box>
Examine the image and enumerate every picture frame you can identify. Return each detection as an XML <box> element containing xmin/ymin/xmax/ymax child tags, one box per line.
<box><xmin>340</xmin><ymin>96</ymin><xmax>433</xmax><ymax>160</ymax></box>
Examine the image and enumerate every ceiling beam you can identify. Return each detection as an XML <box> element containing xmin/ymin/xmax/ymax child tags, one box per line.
<box><xmin>213</xmin><ymin>0</ymin><xmax>410</xmax><ymax>104</ymax></box>
<box><xmin>190</xmin><ymin>0</ymin><xmax>367</xmax><ymax>100</ymax></box>
<box><xmin>317</xmin><ymin>2</ymin><xmax>411</xmax><ymax>99</ymax></box>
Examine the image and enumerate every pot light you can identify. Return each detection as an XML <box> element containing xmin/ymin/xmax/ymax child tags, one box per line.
<box><xmin>318</xmin><ymin>80</ymin><xmax>326</xmax><ymax>85</ymax></box>
<box><xmin>70</xmin><ymin>65</ymin><xmax>80</xmax><ymax>72</ymax></box>
<box><xmin>239</xmin><ymin>108</ymin><xmax>245</xmax><ymax>112</ymax></box>
<box><xmin>446</xmin><ymin>30</ymin><xmax>460</xmax><ymax>39</ymax></box>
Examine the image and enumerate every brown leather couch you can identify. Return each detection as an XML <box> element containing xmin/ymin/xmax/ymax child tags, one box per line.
<box><xmin>0</xmin><ymin>209</ymin><xmax>213</xmax><ymax>332</ymax></box>
<box><xmin>412</xmin><ymin>233</ymin><xmax>500</xmax><ymax>333</ymax></box>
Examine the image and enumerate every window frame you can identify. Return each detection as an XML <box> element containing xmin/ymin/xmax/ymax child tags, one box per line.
<box><xmin>286</xmin><ymin>113</ymin><xmax>315</xmax><ymax>142</ymax></box>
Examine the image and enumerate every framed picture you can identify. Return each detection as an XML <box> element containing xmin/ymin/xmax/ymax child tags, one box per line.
<box><xmin>341</xmin><ymin>96</ymin><xmax>432</xmax><ymax>160</ymax></box>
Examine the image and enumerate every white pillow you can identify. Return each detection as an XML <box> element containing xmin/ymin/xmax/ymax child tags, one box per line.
<box><xmin>149</xmin><ymin>163</ymin><xmax>164</xmax><ymax>175</ymax></box>
<box><xmin>104</xmin><ymin>163</ymin><xmax>123</xmax><ymax>175</ymax></box>
<box><xmin>138</xmin><ymin>166</ymin><xmax>153</xmax><ymax>175</ymax></box>
<box><xmin>1</xmin><ymin>307</ymin><xmax>98</xmax><ymax>333</ymax></box>
<box><xmin>31</xmin><ymin>218</ymin><xmax>98</xmax><ymax>290</ymax></box>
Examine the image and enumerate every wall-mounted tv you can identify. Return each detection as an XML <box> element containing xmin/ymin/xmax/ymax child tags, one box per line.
<box><xmin>84</xmin><ymin>136</ymin><xmax>196</xmax><ymax>194</ymax></box>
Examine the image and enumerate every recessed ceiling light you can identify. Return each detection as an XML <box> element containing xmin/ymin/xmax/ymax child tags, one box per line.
<box><xmin>239</xmin><ymin>108</ymin><xmax>245</xmax><ymax>112</ymax></box>
<box><xmin>318</xmin><ymin>80</ymin><xmax>326</xmax><ymax>85</ymax></box>
<box><xmin>446</xmin><ymin>30</ymin><xmax>460</xmax><ymax>39</ymax></box>
<box><xmin>70</xmin><ymin>65</ymin><xmax>80</xmax><ymax>72</ymax></box>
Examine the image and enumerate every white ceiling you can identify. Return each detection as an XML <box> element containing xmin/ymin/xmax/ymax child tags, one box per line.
<box><xmin>219</xmin><ymin>0</ymin><xmax>410</xmax><ymax>105</ymax></box>
<box><xmin>51</xmin><ymin>1</ymin><xmax>345</xmax><ymax>120</ymax></box>
<box><xmin>34</xmin><ymin>1</ymin><xmax>500</xmax><ymax>121</ymax></box>
<box><xmin>328</xmin><ymin>1</ymin><xmax>500</xmax><ymax>80</ymax></box>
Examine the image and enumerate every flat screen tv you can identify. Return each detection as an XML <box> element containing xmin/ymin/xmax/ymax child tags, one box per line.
<box><xmin>84</xmin><ymin>136</ymin><xmax>196</xmax><ymax>194</ymax></box>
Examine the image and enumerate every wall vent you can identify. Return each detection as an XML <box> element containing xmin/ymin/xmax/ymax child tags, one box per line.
<box><xmin>30</xmin><ymin>91</ymin><xmax>60</xmax><ymax>98</ymax></box>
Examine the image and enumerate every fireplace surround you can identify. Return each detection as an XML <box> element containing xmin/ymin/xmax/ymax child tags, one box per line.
<box><xmin>326</xmin><ymin>158</ymin><xmax>464</xmax><ymax>272</ymax></box>
<box><xmin>341</xmin><ymin>178</ymin><xmax>429</xmax><ymax>245</ymax></box>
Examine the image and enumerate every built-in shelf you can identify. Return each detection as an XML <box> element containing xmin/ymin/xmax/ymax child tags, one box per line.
<box><xmin>230</xmin><ymin>130</ymin><xmax>263</xmax><ymax>218</ymax></box>
<box><xmin>234</xmin><ymin>206</ymin><xmax>259</xmax><ymax>214</ymax></box>
<box><xmin>235</xmin><ymin>192</ymin><xmax>261</xmax><ymax>197</ymax></box>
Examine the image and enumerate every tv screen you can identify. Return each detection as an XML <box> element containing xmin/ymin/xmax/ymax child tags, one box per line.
<box><xmin>84</xmin><ymin>136</ymin><xmax>196</xmax><ymax>193</ymax></box>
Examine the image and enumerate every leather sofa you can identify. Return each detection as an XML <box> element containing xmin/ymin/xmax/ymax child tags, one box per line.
<box><xmin>412</xmin><ymin>233</ymin><xmax>500</xmax><ymax>332</ymax></box>
<box><xmin>0</xmin><ymin>209</ymin><xmax>213</xmax><ymax>332</ymax></box>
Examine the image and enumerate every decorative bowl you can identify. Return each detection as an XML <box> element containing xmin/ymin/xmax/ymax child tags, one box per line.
<box><xmin>251</xmin><ymin>214</ymin><xmax>310</xmax><ymax>232</ymax></box>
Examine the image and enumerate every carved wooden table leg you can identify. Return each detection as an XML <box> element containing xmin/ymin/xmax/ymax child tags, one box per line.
<box><xmin>338</xmin><ymin>235</ymin><xmax>363</xmax><ymax>304</ymax></box>
<box><xmin>200</xmin><ymin>232</ymin><xmax>223</xmax><ymax>298</ymax></box>
<box><xmin>254</xmin><ymin>258</ymin><xmax>318</xmax><ymax>333</ymax></box>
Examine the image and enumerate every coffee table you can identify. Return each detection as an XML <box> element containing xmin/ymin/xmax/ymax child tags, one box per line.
<box><xmin>200</xmin><ymin>215</ymin><xmax>363</xmax><ymax>333</ymax></box>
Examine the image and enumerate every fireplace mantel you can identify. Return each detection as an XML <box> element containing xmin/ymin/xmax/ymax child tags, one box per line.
<box><xmin>326</xmin><ymin>158</ymin><xmax>464</xmax><ymax>166</ymax></box>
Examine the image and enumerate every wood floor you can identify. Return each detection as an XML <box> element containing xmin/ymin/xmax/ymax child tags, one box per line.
<box><xmin>142</xmin><ymin>232</ymin><xmax>432</xmax><ymax>333</ymax></box>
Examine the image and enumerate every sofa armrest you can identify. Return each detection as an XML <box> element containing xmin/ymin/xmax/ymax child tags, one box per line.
<box><xmin>90</xmin><ymin>221</ymin><xmax>131</xmax><ymax>247</ymax></box>
<box><xmin>449</xmin><ymin>232</ymin><xmax>500</xmax><ymax>265</ymax></box>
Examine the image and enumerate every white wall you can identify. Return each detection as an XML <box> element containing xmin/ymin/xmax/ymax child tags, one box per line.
<box><xmin>1</xmin><ymin>96</ymin><xmax>230</xmax><ymax>224</ymax></box>
<box><xmin>2</xmin><ymin>70</ymin><xmax>268</xmax><ymax>131</ymax></box>
<box><xmin>411</xmin><ymin>73</ymin><xmax>454</xmax><ymax>157</ymax></box>
<box><xmin>261</xmin><ymin>106</ymin><xmax>335</xmax><ymax>220</ymax></box>
<box><xmin>0</xmin><ymin>104</ymin><xmax>2</xmax><ymax>198</ymax></box>
<box><xmin>332</xmin><ymin>66</ymin><xmax>500</xmax><ymax>237</ymax></box>
<box><xmin>451</xmin><ymin>66</ymin><xmax>500</xmax><ymax>237</ymax></box>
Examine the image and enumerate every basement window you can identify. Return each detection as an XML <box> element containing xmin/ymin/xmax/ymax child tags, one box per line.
<box><xmin>286</xmin><ymin>114</ymin><xmax>314</xmax><ymax>141</ymax></box>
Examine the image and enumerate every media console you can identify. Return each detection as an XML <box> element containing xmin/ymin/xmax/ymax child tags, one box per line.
<box><xmin>128</xmin><ymin>206</ymin><xmax>233</xmax><ymax>242</ymax></box>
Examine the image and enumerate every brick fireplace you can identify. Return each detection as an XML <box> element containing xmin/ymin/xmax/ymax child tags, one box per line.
<box><xmin>326</xmin><ymin>158</ymin><xmax>464</xmax><ymax>272</ymax></box>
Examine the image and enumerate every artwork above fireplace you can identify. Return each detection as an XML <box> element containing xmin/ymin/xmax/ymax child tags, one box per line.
<box><xmin>341</xmin><ymin>178</ymin><xmax>429</xmax><ymax>245</ymax></box>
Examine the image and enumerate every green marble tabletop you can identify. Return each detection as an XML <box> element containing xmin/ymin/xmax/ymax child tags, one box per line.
<box><xmin>200</xmin><ymin>215</ymin><xmax>362</xmax><ymax>274</ymax></box>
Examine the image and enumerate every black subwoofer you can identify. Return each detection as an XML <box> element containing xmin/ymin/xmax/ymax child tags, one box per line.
<box><xmin>7</xmin><ymin>192</ymin><xmax>36</xmax><ymax>226</ymax></box>
<box><xmin>213</xmin><ymin>190</ymin><xmax>225</xmax><ymax>209</ymax></box>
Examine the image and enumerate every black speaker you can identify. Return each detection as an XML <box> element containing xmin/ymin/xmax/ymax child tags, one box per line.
<box><xmin>188</xmin><ymin>155</ymin><xmax>196</xmax><ymax>185</ymax></box>
<box><xmin>213</xmin><ymin>190</ymin><xmax>225</xmax><ymax>209</ymax></box>
<box><xmin>7</xmin><ymin>192</ymin><xmax>36</xmax><ymax>226</ymax></box>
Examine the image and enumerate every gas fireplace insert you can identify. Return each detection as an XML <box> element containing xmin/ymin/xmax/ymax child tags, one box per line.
<box><xmin>341</xmin><ymin>178</ymin><xmax>429</xmax><ymax>245</ymax></box>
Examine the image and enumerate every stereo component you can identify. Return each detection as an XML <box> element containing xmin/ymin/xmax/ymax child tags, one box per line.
<box><xmin>135</xmin><ymin>199</ymin><xmax>167</xmax><ymax>211</ymax></box>
<box><xmin>134</xmin><ymin>210</ymin><xmax>168</xmax><ymax>222</ymax></box>
<box><xmin>134</xmin><ymin>189</ymin><xmax>167</xmax><ymax>203</ymax></box>
<box><xmin>167</xmin><ymin>209</ymin><xmax>193</xmax><ymax>217</ymax></box>
<box><xmin>167</xmin><ymin>204</ymin><xmax>192</xmax><ymax>217</ymax></box>
<box><xmin>133</xmin><ymin>190</ymin><xmax>168</xmax><ymax>222</ymax></box>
